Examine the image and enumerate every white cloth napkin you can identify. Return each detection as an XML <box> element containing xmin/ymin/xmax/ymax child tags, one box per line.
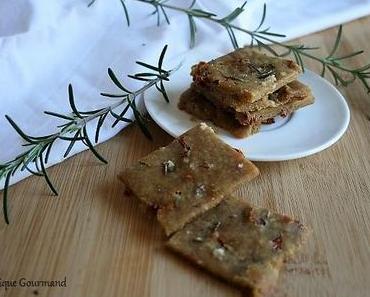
<box><xmin>1</xmin><ymin>0</ymin><xmax>370</xmax><ymax>189</ymax></box>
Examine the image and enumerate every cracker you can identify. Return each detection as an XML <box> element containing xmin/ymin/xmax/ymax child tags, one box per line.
<box><xmin>119</xmin><ymin>124</ymin><xmax>259</xmax><ymax>235</ymax></box>
<box><xmin>168</xmin><ymin>197</ymin><xmax>309</xmax><ymax>296</ymax></box>
<box><xmin>191</xmin><ymin>48</ymin><xmax>301</xmax><ymax>107</ymax></box>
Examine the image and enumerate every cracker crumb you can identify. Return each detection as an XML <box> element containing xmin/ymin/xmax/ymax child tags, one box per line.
<box><xmin>193</xmin><ymin>237</ymin><xmax>204</xmax><ymax>243</ymax></box>
<box><xmin>212</xmin><ymin>247</ymin><xmax>225</xmax><ymax>260</ymax></box>
<box><xmin>199</xmin><ymin>122</ymin><xmax>214</xmax><ymax>133</ymax></box>
<box><xmin>200</xmin><ymin>122</ymin><xmax>208</xmax><ymax>130</ymax></box>
<box><xmin>174</xmin><ymin>191</ymin><xmax>182</xmax><ymax>207</ymax></box>
<box><xmin>163</xmin><ymin>160</ymin><xmax>176</xmax><ymax>175</ymax></box>
<box><xmin>261</xmin><ymin>74</ymin><xmax>276</xmax><ymax>86</ymax></box>
<box><xmin>195</xmin><ymin>184</ymin><xmax>206</xmax><ymax>198</ymax></box>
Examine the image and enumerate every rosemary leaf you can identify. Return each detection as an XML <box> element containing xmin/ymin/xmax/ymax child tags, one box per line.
<box><xmin>64</xmin><ymin>131</ymin><xmax>81</xmax><ymax>158</ymax></box>
<box><xmin>3</xmin><ymin>172</ymin><xmax>11</xmax><ymax>224</ymax></box>
<box><xmin>108</xmin><ymin>68</ymin><xmax>132</xmax><ymax>93</ymax></box>
<box><xmin>254</xmin><ymin>3</ymin><xmax>267</xmax><ymax>32</ymax></box>
<box><xmin>100</xmin><ymin>93</ymin><xmax>127</xmax><ymax>98</ymax></box>
<box><xmin>119</xmin><ymin>0</ymin><xmax>130</xmax><ymax>26</ymax></box>
<box><xmin>127</xmin><ymin>97</ymin><xmax>153</xmax><ymax>140</ymax></box>
<box><xmin>335</xmin><ymin>50</ymin><xmax>364</xmax><ymax>61</ymax></box>
<box><xmin>82</xmin><ymin>126</ymin><xmax>108</xmax><ymax>164</ymax></box>
<box><xmin>158</xmin><ymin>44</ymin><xmax>168</xmax><ymax>73</ymax></box>
<box><xmin>136</xmin><ymin>61</ymin><xmax>164</xmax><ymax>73</ymax></box>
<box><xmin>68</xmin><ymin>84</ymin><xmax>84</xmax><ymax>119</ymax></box>
<box><xmin>5</xmin><ymin>116</ymin><xmax>37</xmax><ymax>144</ymax></box>
<box><xmin>87</xmin><ymin>0</ymin><xmax>96</xmax><ymax>7</ymax></box>
<box><xmin>188</xmin><ymin>15</ymin><xmax>196</xmax><ymax>48</ymax></box>
<box><xmin>159</xmin><ymin>5</ymin><xmax>170</xmax><ymax>25</ymax></box>
<box><xmin>44</xmin><ymin>111</ymin><xmax>74</xmax><ymax>120</ymax></box>
<box><xmin>95</xmin><ymin>113</ymin><xmax>109</xmax><ymax>143</ymax></box>
<box><xmin>45</xmin><ymin>139</ymin><xmax>55</xmax><ymax>164</ymax></box>
<box><xmin>219</xmin><ymin>1</ymin><xmax>246</xmax><ymax>24</ymax></box>
<box><xmin>39</xmin><ymin>154</ymin><xmax>58</xmax><ymax>196</ymax></box>
<box><xmin>328</xmin><ymin>25</ymin><xmax>343</xmax><ymax>58</ymax></box>
<box><xmin>127</xmin><ymin>75</ymin><xmax>152</xmax><ymax>82</ymax></box>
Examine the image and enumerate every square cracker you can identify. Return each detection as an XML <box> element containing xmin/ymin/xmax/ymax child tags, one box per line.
<box><xmin>119</xmin><ymin>124</ymin><xmax>259</xmax><ymax>235</ymax></box>
<box><xmin>167</xmin><ymin>197</ymin><xmax>309</xmax><ymax>296</ymax></box>
<box><xmin>191</xmin><ymin>48</ymin><xmax>301</xmax><ymax>107</ymax></box>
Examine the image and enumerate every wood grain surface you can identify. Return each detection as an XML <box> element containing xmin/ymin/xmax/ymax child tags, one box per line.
<box><xmin>1</xmin><ymin>17</ymin><xmax>370</xmax><ymax>297</ymax></box>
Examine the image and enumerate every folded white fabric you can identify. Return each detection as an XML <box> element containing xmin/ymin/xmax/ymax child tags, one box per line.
<box><xmin>1</xmin><ymin>0</ymin><xmax>370</xmax><ymax>189</ymax></box>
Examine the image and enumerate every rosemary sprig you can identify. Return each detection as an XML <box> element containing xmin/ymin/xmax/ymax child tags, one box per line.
<box><xmin>134</xmin><ymin>0</ymin><xmax>285</xmax><ymax>49</ymax></box>
<box><xmin>0</xmin><ymin>45</ymin><xmax>173</xmax><ymax>224</ymax></box>
<box><xmin>125</xmin><ymin>0</ymin><xmax>369</xmax><ymax>93</ymax></box>
<box><xmin>237</xmin><ymin>24</ymin><xmax>370</xmax><ymax>93</ymax></box>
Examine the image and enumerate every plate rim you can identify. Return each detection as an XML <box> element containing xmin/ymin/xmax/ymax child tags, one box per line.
<box><xmin>144</xmin><ymin>68</ymin><xmax>350</xmax><ymax>162</ymax></box>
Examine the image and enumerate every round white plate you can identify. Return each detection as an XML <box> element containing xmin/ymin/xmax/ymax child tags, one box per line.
<box><xmin>144</xmin><ymin>51</ymin><xmax>350</xmax><ymax>161</ymax></box>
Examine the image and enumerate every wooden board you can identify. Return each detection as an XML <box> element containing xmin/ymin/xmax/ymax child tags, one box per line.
<box><xmin>1</xmin><ymin>16</ymin><xmax>370</xmax><ymax>297</ymax></box>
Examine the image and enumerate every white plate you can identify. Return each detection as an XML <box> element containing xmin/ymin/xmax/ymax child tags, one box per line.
<box><xmin>144</xmin><ymin>51</ymin><xmax>350</xmax><ymax>161</ymax></box>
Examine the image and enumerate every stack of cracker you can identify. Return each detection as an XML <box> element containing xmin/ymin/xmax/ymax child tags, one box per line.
<box><xmin>179</xmin><ymin>48</ymin><xmax>314</xmax><ymax>138</ymax></box>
